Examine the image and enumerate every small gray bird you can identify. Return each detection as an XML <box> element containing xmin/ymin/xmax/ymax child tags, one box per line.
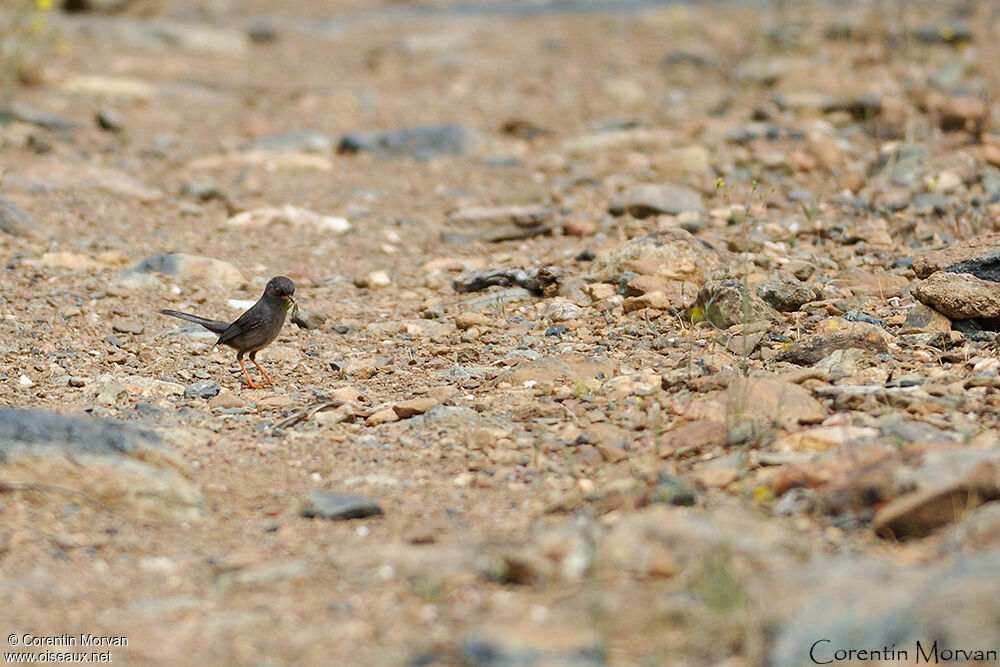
<box><xmin>161</xmin><ymin>276</ymin><xmax>296</xmax><ymax>388</ymax></box>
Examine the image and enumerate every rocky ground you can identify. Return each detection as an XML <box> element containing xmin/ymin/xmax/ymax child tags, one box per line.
<box><xmin>3</xmin><ymin>0</ymin><xmax>1000</xmax><ymax>664</ymax></box>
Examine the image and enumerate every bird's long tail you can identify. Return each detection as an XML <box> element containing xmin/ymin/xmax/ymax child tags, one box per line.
<box><xmin>160</xmin><ymin>309</ymin><xmax>230</xmax><ymax>335</ymax></box>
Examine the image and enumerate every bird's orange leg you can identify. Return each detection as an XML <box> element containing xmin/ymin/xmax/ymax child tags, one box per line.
<box><xmin>250</xmin><ymin>352</ymin><xmax>274</xmax><ymax>385</ymax></box>
<box><xmin>238</xmin><ymin>357</ymin><xmax>263</xmax><ymax>388</ymax></box>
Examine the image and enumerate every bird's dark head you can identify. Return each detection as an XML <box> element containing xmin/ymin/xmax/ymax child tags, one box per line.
<box><xmin>264</xmin><ymin>276</ymin><xmax>296</xmax><ymax>305</ymax></box>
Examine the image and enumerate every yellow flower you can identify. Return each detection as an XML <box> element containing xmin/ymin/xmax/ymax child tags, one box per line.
<box><xmin>37</xmin><ymin>0</ymin><xmax>52</xmax><ymax>10</ymax></box>
<box><xmin>752</xmin><ymin>485</ymin><xmax>774</xmax><ymax>503</ymax></box>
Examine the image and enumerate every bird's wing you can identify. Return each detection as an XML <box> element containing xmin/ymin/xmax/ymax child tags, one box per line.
<box><xmin>215</xmin><ymin>306</ymin><xmax>265</xmax><ymax>346</ymax></box>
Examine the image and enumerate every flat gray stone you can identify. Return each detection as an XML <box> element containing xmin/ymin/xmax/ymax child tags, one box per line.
<box><xmin>338</xmin><ymin>123</ymin><xmax>482</xmax><ymax>160</ymax></box>
<box><xmin>245</xmin><ymin>130</ymin><xmax>335</xmax><ymax>152</ymax></box>
<box><xmin>609</xmin><ymin>182</ymin><xmax>704</xmax><ymax>217</ymax></box>
<box><xmin>0</xmin><ymin>103</ymin><xmax>76</xmax><ymax>130</ymax></box>
<box><xmin>184</xmin><ymin>380</ymin><xmax>221</xmax><ymax>399</ymax></box>
<box><xmin>301</xmin><ymin>491</ymin><xmax>383</xmax><ymax>520</ymax></box>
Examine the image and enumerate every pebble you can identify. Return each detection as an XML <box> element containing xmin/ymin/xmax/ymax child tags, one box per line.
<box><xmin>902</xmin><ymin>303</ymin><xmax>952</xmax><ymax>334</ymax></box>
<box><xmin>542</xmin><ymin>298</ymin><xmax>583</xmax><ymax>322</ymax></box>
<box><xmin>244</xmin><ymin>130</ymin><xmax>335</xmax><ymax>153</ymax></box>
<box><xmin>258</xmin><ymin>395</ymin><xmax>293</xmax><ymax>409</ymax></box>
<box><xmin>93</xmin><ymin>382</ymin><xmax>128</xmax><ymax>405</ymax></box>
<box><xmin>226</xmin><ymin>205</ymin><xmax>350</xmax><ymax>235</ymax></box>
<box><xmin>365</xmin><ymin>407</ymin><xmax>399</xmax><ymax>426</ymax></box>
<box><xmin>112</xmin><ymin>318</ymin><xmax>144</xmax><ymax>335</ymax></box>
<box><xmin>300</xmin><ymin>491</ymin><xmax>383</xmax><ymax>520</ymax></box>
<box><xmin>756</xmin><ymin>271</ymin><xmax>820</xmax><ymax>311</ymax></box>
<box><xmin>96</xmin><ymin>107</ymin><xmax>126</xmax><ymax>132</ymax></box>
<box><xmin>338</xmin><ymin>123</ymin><xmax>482</xmax><ymax>160</ymax></box>
<box><xmin>209</xmin><ymin>392</ymin><xmax>245</xmax><ymax>409</ymax></box>
<box><xmin>185</xmin><ymin>380</ymin><xmax>221</xmax><ymax>399</ymax></box>
<box><xmin>180</xmin><ymin>181</ymin><xmax>227</xmax><ymax>202</ymax></box>
<box><xmin>59</xmin><ymin>75</ymin><xmax>156</xmax><ymax>100</ymax></box>
<box><xmin>939</xmin><ymin>96</ymin><xmax>986</xmax><ymax>132</ymax></box>
<box><xmin>392</xmin><ymin>397</ymin><xmax>438</xmax><ymax>419</ymax></box>
<box><xmin>0</xmin><ymin>103</ymin><xmax>76</xmax><ymax>130</ymax></box>
<box><xmin>359</xmin><ymin>270</ymin><xmax>392</xmax><ymax>289</ymax></box>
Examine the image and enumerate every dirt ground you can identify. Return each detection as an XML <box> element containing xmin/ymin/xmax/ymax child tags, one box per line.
<box><xmin>3</xmin><ymin>0</ymin><xmax>1000</xmax><ymax>665</ymax></box>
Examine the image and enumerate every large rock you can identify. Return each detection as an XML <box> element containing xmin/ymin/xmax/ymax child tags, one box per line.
<box><xmin>608</xmin><ymin>183</ymin><xmax>705</xmax><ymax>217</ymax></box>
<box><xmin>588</xmin><ymin>228</ymin><xmax>725</xmax><ymax>285</ymax></box>
<box><xmin>766</xmin><ymin>550</ymin><xmax>1000</xmax><ymax>666</ymax></box>
<box><xmin>873</xmin><ymin>448</ymin><xmax>1000</xmax><ymax>539</ymax></box>
<box><xmin>756</xmin><ymin>271</ymin><xmax>820</xmax><ymax>311</ymax></box>
<box><xmin>912</xmin><ymin>231</ymin><xmax>1000</xmax><ymax>279</ymax></box>
<box><xmin>776</xmin><ymin>318</ymin><xmax>892</xmax><ymax>365</ymax></box>
<box><xmin>0</xmin><ymin>408</ymin><xmax>204</xmax><ymax>522</ymax></box>
<box><xmin>913</xmin><ymin>271</ymin><xmax>1000</xmax><ymax>319</ymax></box>
<box><xmin>695</xmin><ymin>278</ymin><xmax>780</xmax><ymax>327</ymax></box>
<box><xmin>684</xmin><ymin>376</ymin><xmax>827</xmax><ymax>428</ymax></box>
